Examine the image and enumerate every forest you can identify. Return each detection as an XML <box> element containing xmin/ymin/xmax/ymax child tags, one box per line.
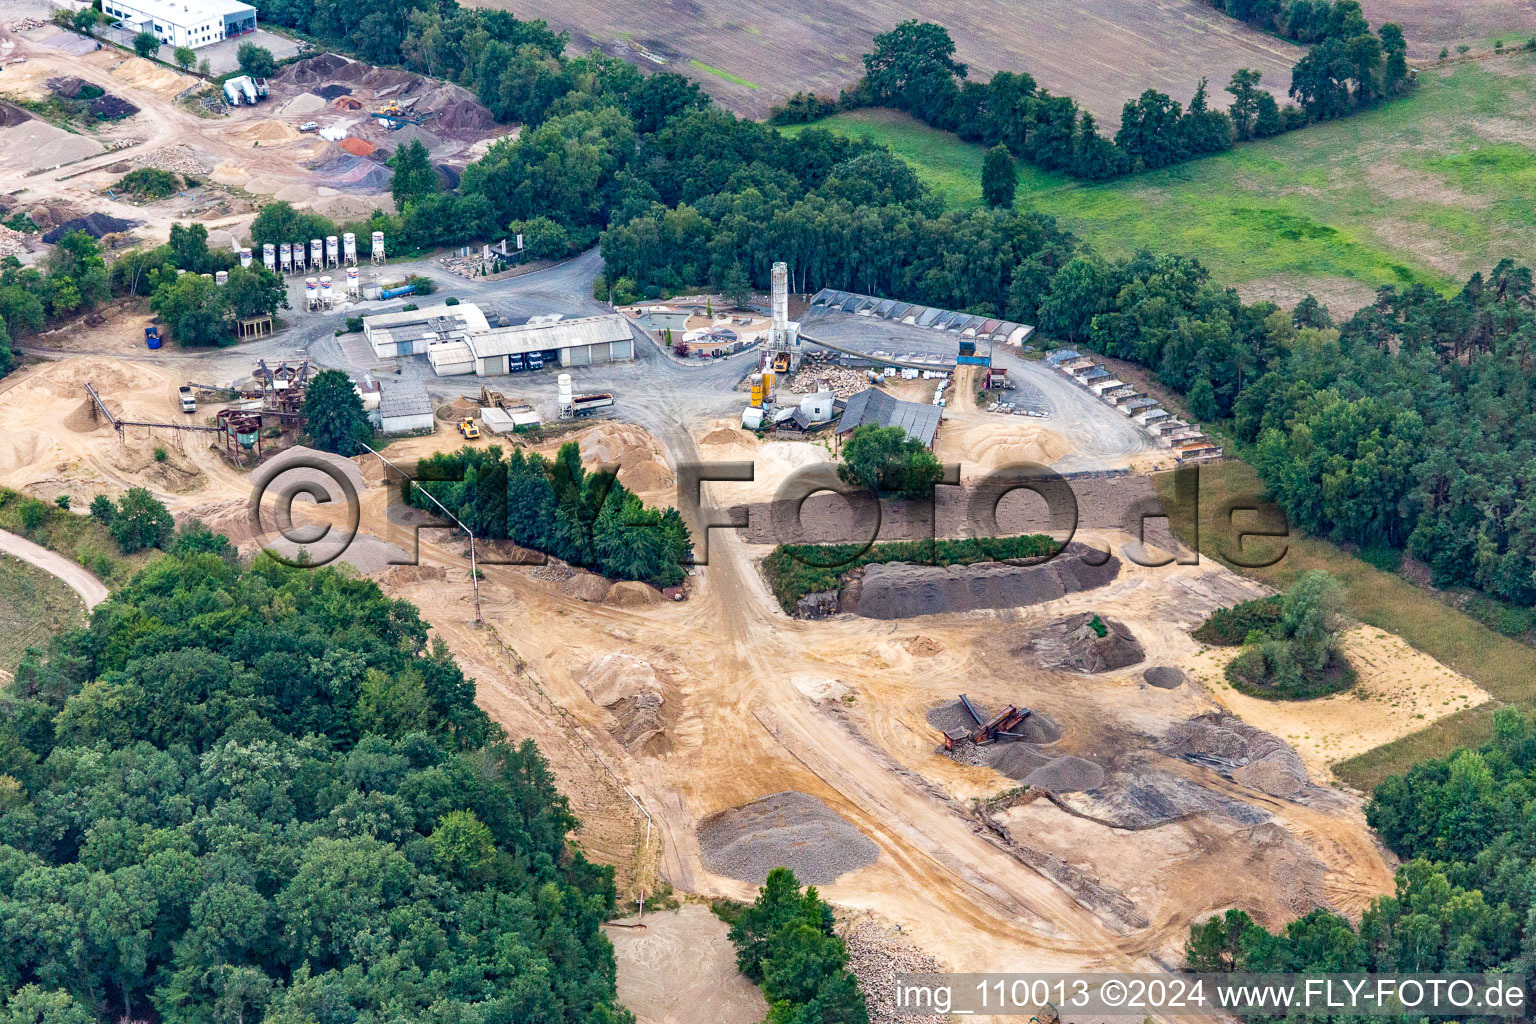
<box><xmin>0</xmin><ymin>552</ymin><xmax>627</xmax><ymax>1024</ymax></box>
<box><xmin>1188</xmin><ymin>707</ymin><xmax>1536</xmax><ymax>984</ymax></box>
<box><xmin>409</xmin><ymin>443</ymin><xmax>692</xmax><ymax>587</ymax></box>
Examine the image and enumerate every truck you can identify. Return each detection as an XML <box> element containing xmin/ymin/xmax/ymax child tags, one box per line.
<box><xmin>507</xmin><ymin>354</ymin><xmax>526</xmax><ymax>373</ymax></box>
<box><xmin>145</xmin><ymin>326</ymin><xmax>161</xmax><ymax>350</ymax></box>
<box><xmin>570</xmin><ymin>392</ymin><xmax>615</xmax><ymax>417</ymax></box>
<box><xmin>179</xmin><ymin>385</ymin><xmax>196</xmax><ymax>414</ymax></box>
<box><xmin>525</xmin><ymin>352</ymin><xmax>545</xmax><ymax>371</ymax></box>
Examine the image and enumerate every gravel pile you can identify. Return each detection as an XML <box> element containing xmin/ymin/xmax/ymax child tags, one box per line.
<box><xmin>528</xmin><ymin>563</ymin><xmax>576</xmax><ymax>582</ymax></box>
<box><xmin>1023</xmin><ymin>755</ymin><xmax>1105</xmax><ymax>792</ymax></box>
<box><xmin>986</xmin><ymin>743</ymin><xmax>1052</xmax><ymax>780</ymax></box>
<box><xmin>698</xmin><ymin>791</ymin><xmax>878</xmax><ymax>886</ymax></box>
<box><xmin>925</xmin><ymin>697</ymin><xmax>989</xmax><ymax>735</ymax></box>
<box><xmin>845</xmin><ymin>548</ymin><xmax>1123</xmax><ymax>619</ymax></box>
<box><xmin>43</xmin><ymin>213</ymin><xmax>133</xmax><ymax>243</ymax></box>
<box><xmin>842</xmin><ymin>916</ymin><xmax>949</xmax><ymax>1024</ymax></box>
<box><xmin>786</xmin><ymin>363</ymin><xmax>870</xmax><ymax>398</ymax></box>
<box><xmin>1163</xmin><ymin>713</ymin><xmax>1311</xmax><ymax>797</ymax></box>
<box><xmin>1144</xmin><ymin>666</ymin><xmax>1186</xmax><ymax>688</ymax></box>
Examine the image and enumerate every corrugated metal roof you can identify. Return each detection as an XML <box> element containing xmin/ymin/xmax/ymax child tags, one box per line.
<box><xmin>834</xmin><ymin>388</ymin><xmax>940</xmax><ymax>448</ymax></box>
<box><xmin>468</xmin><ymin>314</ymin><xmax>631</xmax><ymax>358</ymax></box>
<box><xmin>378</xmin><ymin>381</ymin><xmax>433</xmax><ymax>419</ymax></box>
<box><xmin>888</xmin><ymin>302</ymin><xmax>912</xmax><ymax>319</ymax></box>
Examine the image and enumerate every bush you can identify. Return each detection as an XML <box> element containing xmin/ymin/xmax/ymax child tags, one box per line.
<box><xmin>115</xmin><ymin>167</ymin><xmax>180</xmax><ymax>199</ymax></box>
<box><xmin>18</xmin><ymin>499</ymin><xmax>49</xmax><ymax>534</ymax></box>
<box><xmin>405</xmin><ymin>275</ymin><xmax>436</xmax><ymax>295</ymax></box>
<box><xmin>53</xmin><ymin>494</ymin><xmax>71</xmax><ymax>510</ymax></box>
<box><xmin>152</xmin><ymin>446</ymin><xmax>168</xmax><ymax>462</ymax></box>
<box><xmin>88</xmin><ymin>494</ymin><xmax>115</xmax><ymax>524</ymax></box>
<box><xmin>109</xmin><ymin>487</ymin><xmax>173</xmax><ymax>554</ymax></box>
<box><xmin>1192</xmin><ymin>595</ymin><xmax>1283</xmax><ymax>645</ymax></box>
<box><xmin>1221</xmin><ymin>571</ymin><xmax>1355</xmax><ymax>699</ymax></box>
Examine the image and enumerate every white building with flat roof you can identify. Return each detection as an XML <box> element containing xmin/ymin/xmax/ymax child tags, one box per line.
<box><xmin>101</xmin><ymin>0</ymin><xmax>257</xmax><ymax>49</ymax></box>
<box><xmin>361</xmin><ymin>303</ymin><xmax>635</xmax><ymax>376</ymax></box>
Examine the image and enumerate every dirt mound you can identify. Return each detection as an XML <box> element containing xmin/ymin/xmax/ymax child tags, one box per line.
<box><xmin>232</xmin><ymin>119</ymin><xmax>301</xmax><ymax>145</ymax></box>
<box><xmin>374</xmin><ymin>565</ymin><xmax>448</xmax><ymax>586</ymax></box>
<box><xmin>1023</xmin><ymin>755</ymin><xmax>1105</xmax><ymax>792</ymax></box>
<box><xmin>561</xmin><ymin>572</ymin><xmax>613</xmax><ymax>602</ymax></box>
<box><xmin>1164</xmin><ymin>714</ymin><xmax>1311</xmax><ymax>798</ymax></box>
<box><xmin>0</xmin><ymin>429</ymin><xmax>50</xmax><ymax>474</ymax></box>
<box><xmin>275</xmin><ymin>52</ymin><xmax>353</xmax><ymax>85</ymax></box>
<box><xmin>63</xmin><ymin>396</ymin><xmax>118</xmax><ymax>433</ymax></box>
<box><xmin>579</xmin><ymin>653</ymin><xmax>661</xmax><ymax>706</ymax></box>
<box><xmin>46</xmin><ymin>76</ymin><xmax>96</xmax><ymax>99</ymax></box>
<box><xmin>309</xmin><ymin>149</ymin><xmax>392</xmax><ymax>192</ymax></box>
<box><xmin>902</xmin><ymin>635</ymin><xmax>945</xmax><ymax>657</ymax></box>
<box><xmin>0</xmin><ymin>103</ymin><xmax>31</xmax><ymax>129</ymax></box>
<box><xmin>609</xmin><ymin>693</ymin><xmax>667</xmax><ymax>753</ymax></box>
<box><xmin>1034</xmin><ymin>613</ymin><xmax>1145</xmax><ymax>673</ymax></box>
<box><xmin>700</xmin><ymin>426</ymin><xmax>749</xmax><ymax>446</ymax></box>
<box><xmin>337</xmin><ymin>136</ymin><xmax>375</xmax><ymax>157</ymax></box>
<box><xmin>316</xmin><ymin>83</ymin><xmax>352</xmax><ymax>100</ymax></box>
<box><xmin>698</xmin><ymin>791</ymin><xmax>878</xmax><ymax>886</ymax></box>
<box><xmin>575</xmin><ymin>423</ymin><xmax>673</xmax><ymax>494</ymax></box>
<box><xmin>842</xmin><ymin>545</ymin><xmax>1121</xmax><ymax>619</ymax></box>
<box><xmin>43</xmin><ymin>213</ymin><xmax>134</xmax><ymax>243</ymax></box>
<box><xmin>279</xmin><ymin>92</ymin><xmax>327</xmax><ymax>117</ymax></box>
<box><xmin>88</xmin><ymin>94</ymin><xmax>138</xmax><ymax>120</ymax></box>
<box><xmin>1145</xmin><ymin>666</ymin><xmax>1186</xmax><ymax>689</ymax></box>
<box><xmin>605</xmin><ymin>581</ymin><xmax>661</xmax><ymax>607</ymax></box>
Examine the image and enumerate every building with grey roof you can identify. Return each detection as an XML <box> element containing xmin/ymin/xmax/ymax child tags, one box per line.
<box><xmin>376</xmin><ymin>380</ymin><xmax>435</xmax><ymax>435</ymax></box>
<box><xmin>834</xmin><ymin>388</ymin><xmax>941</xmax><ymax>449</ymax></box>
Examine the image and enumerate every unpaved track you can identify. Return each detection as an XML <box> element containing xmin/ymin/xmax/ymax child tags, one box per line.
<box><xmin>0</xmin><ymin>528</ymin><xmax>108</xmax><ymax>609</ymax></box>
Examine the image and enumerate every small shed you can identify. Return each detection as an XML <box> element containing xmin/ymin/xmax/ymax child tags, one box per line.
<box><xmin>377</xmin><ymin>381</ymin><xmax>435</xmax><ymax>435</ymax></box>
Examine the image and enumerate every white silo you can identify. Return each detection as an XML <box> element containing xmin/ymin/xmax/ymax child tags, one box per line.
<box><xmin>280</xmin><ymin>244</ymin><xmax>292</xmax><ymax>273</ymax></box>
<box><xmin>771</xmin><ymin>261</ymin><xmax>788</xmax><ymax>331</ymax></box>
<box><xmin>239</xmin><ymin>248</ymin><xmax>252</xmax><ymax>268</ymax></box>
<box><xmin>557</xmin><ymin>373</ymin><xmax>574</xmax><ymax>419</ymax></box>
<box><xmin>304</xmin><ymin>277</ymin><xmax>318</xmax><ymax>310</ymax></box>
<box><xmin>319</xmin><ymin>275</ymin><xmax>333</xmax><ymax>307</ymax></box>
<box><xmin>215</xmin><ymin>270</ymin><xmax>228</xmax><ymax>286</ymax></box>
<box><xmin>346</xmin><ymin>266</ymin><xmax>359</xmax><ymax>297</ymax></box>
<box><xmin>343</xmin><ymin>232</ymin><xmax>357</xmax><ymax>264</ymax></box>
<box><xmin>370</xmin><ymin>231</ymin><xmax>385</xmax><ymax>265</ymax></box>
<box><xmin>309</xmin><ymin>239</ymin><xmax>323</xmax><ymax>270</ymax></box>
<box><xmin>263</xmin><ymin>244</ymin><xmax>276</xmax><ymax>271</ymax></box>
<box><xmin>325</xmin><ymin>235</ymin><xmax>339</xmax><ymax>267</ymax></box>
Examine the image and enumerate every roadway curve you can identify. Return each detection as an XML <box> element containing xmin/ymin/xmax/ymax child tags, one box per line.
<box><xmin>0</xmin><ymin>528</ymin><xmax>109</xmax><ymax>610</ymax></box>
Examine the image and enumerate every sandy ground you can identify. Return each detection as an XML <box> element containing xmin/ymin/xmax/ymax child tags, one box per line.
<box><xmin>607</xmin><ymin>904</ymin><xmax>767</xmax><ymax>1024</ymax></box>
<box><xmin>0</xmin><ymin>333</ymin><xmax>1426</xmax><ymax>1021</ymax></box>
<box><xmin>1186</xmin><ymin>625</ymin><xmax>1492</xmax><ymax>785</ymax></box>
<box><xmin>0</xmin><ymin>527</ymin><xmax>108</xmax><ymax>608</ymax></box>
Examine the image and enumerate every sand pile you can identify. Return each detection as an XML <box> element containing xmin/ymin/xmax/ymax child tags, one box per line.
<box><xmin>605</xmin><ymin>581</ymin><xmax>661</xmax><ymax>607</ymax></box>
<box><xmin>0</xmin><ymin>430</ymin><xmax>51</xmax><ymax>474</ymax></box>
<box><xmin>841</xmin><ymin>545</ymin><xmax>1121</xmax><ymax>620</ymax></box>
<box><xmin>561</xmin><ymin>572</ymin><xmax>612</xmax><ymax>602</ymax></box>
<box><xmin>578</xmin><ymin>654</ymin><xmax>667</xmax><ymax>753</ymax></box>
<box><xmin>576</xmin><ymin>423</ymin><xmax>674</xmax><ymax>494</ymax></box>
<box><xmin>699</xmin><ymin>426</ymin><xmax>748</xmax><ymax>446</ymax></box>
<box><xmin>943</xmin><ymin>421</ymin><xmax>1072</xmax><ymax>470</ymax></box>
<box><xmin>0</xmin><ymin>118</ymin><xmax>103</xmax><ymax>175</ymax></box>
<box><xmin>337</xmin><ymin>136</ymin><xmax>376</xmax><ymax>157</ymax></box>
<box><xmin>1144</xmin><ymin>666</ymin><xmax>1186</xmax><ymax>689</ymax></box>
<box><xmin>903</xmin><ymin>635</ymin><xmax>945</xmax><ymax>657</ymax></box>
<box><xmin>698</xmin><ymin>791</ymin><xmax>878</xmax><ymax>886</ymax></box>
<box><xmin>233</xmin><ymin>119</ymin><xmax>302</xmax><ymax>145</ymax></box>
<box><xmin>64</xmin><ymin>396</ymin><xmax>118</xmax><ymax>433</ymax></box>
<box><xmin>1163</xmin><ymin>714</ymin><xmax>1311</xmax><ymax>798</ymax></box>
<box><xmin>109</xmin><ymin>58</ymin><xmax>189</xmax><ymax>96</ymax></box>
<box><xmin>279</xmin><ymin>93</ymin><xmax>327</xmax><ymax>117</ymax></box>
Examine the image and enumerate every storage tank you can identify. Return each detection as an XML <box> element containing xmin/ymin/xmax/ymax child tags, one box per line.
<box><xmin>262</xmin><ymin>244</ymin><xmax>276</xmax><ymax>271</ymax></box>
<box><xmin>343</xmin><ymin>232</ymin><xmax>356</xmax><ymax>264</ymax></box>
<box><xmin>319</xmin><ymin>275</ymin><xmax>333</xmax><ymax>307</ymax></box>
<box><xmin>304</xmin><ymin>277</ymin><xmax>318</xmax><ymax>309</ymax></box>
<box><xmin>309</xmin><ymin>239</ymin><xmax>323</xmax><ymax>269</ymax></box>
<box><xmin>370</xmin><ymin>230</ymin><xmax>385</xmax><ymax>263</ymax></box>
<box><xmin>325</xmin><ymin>235</ymin><xmax>339</xmax><ymax>266</ymax></box>
<box><xmin>557</xmin><ymin>373</ymin><xmax>573</xmax><ymax>416</ymax></box>
<box><xmin>760</xmin><ymin>369</ymin><xmax>774</xmax><ymax>405</ymax></box>
<box><xmin>279</xmin><ymin>243</ymin><xmax>292</xmax><ymax>272</ymax></box>
<box><xmin>239</xmin><ymin>248</ymin><xmax>252</xmax><ymax>268</ymax></box>
<box><xmin>346</xmin><ymin>266</ymin><xmax>359</xmax><ymax>296</ymax></box>
<box><xmin>215</xmin><ymin>270</ymin><xmax>228</xmax><ymax>286</ymax></box>
<box><xmin>771</xmin><ymin>261</ymin><xmax>788</xmax><ymax>331</ymax></box>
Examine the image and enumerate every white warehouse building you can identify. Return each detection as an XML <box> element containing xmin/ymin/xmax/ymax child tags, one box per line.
<box><xmin>100</xmin><ymin>0</ymin><xmax>257</xmax><ymax>49</ymax></box>
<box><xmin>361</xmin><ymin>303</ymin><xmax>635</xmax><ymax>377</ymax></box>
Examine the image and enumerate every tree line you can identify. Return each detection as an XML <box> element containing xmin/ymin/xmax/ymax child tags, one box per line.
<box><xmin>771</xmin><ymin>16</ymin><xmax>1410</xmax><ymax>178</ymax></box>
<box><xmin>409</xmin><ymin>443</ymin><xmax>692</xmax><ymax>587</ymax></box>
<box><xmin>0</xmin><ymin>551</ymin><xmax>627</xmax><ymax>1024</ymax></box>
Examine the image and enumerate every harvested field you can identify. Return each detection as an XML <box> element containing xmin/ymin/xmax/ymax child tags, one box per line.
<box><xmin>697</xmin><ymin>791</ymin><xmax>879</xmax><ymax>885</ymax></box>
<box><xmin>841</xmin><ymin>549</ymin><xmax>1122</xmax><ymax>619</ymax></box>
<box><xmin>470</xmin><ymin>0</ymin><xmax>1303</xmax><ymax>123</ymax></box>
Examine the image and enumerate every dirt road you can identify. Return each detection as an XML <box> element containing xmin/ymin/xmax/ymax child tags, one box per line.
<box><xmin>0</xmin><ymin>527</ymin><xmax>108</xmax><ymax>609</ymax></box>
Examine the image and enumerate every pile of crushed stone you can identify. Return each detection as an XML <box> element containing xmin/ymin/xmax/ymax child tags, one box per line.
<box><xmin>698</xmin><ymin>791</ymin><xmax>878</xmax><ymax>885</ymax></box>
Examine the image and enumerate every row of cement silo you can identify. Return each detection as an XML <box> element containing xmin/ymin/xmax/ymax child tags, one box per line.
<box><xmin>254</xmin><ymin>232</ymin><xmax>387</xmax><ymax>277</ymax></box>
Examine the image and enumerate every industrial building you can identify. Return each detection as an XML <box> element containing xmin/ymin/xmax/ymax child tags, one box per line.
<box><xmin>834</xmin><ymin>388</ymin><xmax>941</xmax><ymax>449</ymax></box>
<box><xmin>806</xmin><ymin>288</ymin><xmax>1034</xmax><ymax>346</ymax></box>
<box><xmin>100</xmin><ymin>0</ymin><xmax>257</xmax><ymax>49</ymax></box>
<box><xmin>374</xmin><ymin>380</ymin><xmax>435</xmax><ymax>435</ymax></box>
<box><xmin>360</xmin><ymin>303</ymin><xmax>634</xmax><ymax>376</ymax></box>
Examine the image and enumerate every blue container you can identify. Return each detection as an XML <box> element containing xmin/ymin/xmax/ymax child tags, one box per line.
<box><xmin>145</xmin><ymin>327</ymin><xmax>161</xmax><ymax>350</ymax></box>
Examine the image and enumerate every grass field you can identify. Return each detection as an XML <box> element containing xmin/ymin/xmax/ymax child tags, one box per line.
<box><xmin>0</xmin><ymin>553</ymin><xmax>85</xmax><ymax>674</ymax></box>
<box><xmin>1153</xmin><ymin>461</ymin><xmax>1536</xmax><ymax>791</ymax></box>
<box><xmin>784</xmin><ymin>53</ymin><xmax>1536</xmax><ymax>309</ymax></box>
<box><xmin>688</xmin><ymin>60</ymin><xmax>759</xmax><ymax>89</ymax></box>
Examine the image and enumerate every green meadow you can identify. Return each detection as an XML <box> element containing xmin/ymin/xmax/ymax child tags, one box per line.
<box><xmin>782</xmin><ymin>53</ymin><xmax>1536</xmax><ymax>302</ymax></box>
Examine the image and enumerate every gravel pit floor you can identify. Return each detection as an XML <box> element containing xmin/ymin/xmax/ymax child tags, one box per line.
<box><xmin>697</xmin><ymin>790</ymin><xmax>878</xmax><ymax>886</ymax></box>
